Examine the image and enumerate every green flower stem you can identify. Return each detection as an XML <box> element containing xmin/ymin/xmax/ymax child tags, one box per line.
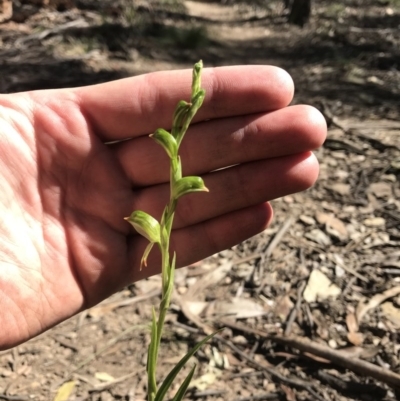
<box><xmin>146</xmin><ymin>61</ymin><xmax>206</xmax><ymax>401</ymax></box>
<box><xmin>126</xmin><ymin>62</ymin><xmax>212</xmax><ymax>401</ymax></box>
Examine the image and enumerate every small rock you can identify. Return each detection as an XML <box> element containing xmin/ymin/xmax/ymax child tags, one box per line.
<box><xmin>177</xmin><ymin>286</ymin><xmax>187</xmax><ymax>295</ymax></box>
<box><xmin>305</xmin><ymin>229</ymin><xmax>332</xmax><ymax>246</ymax></box>
<box><xmin>303</xmin><ymin>269</ymin><xmax>341</xmax><ymax>303</ymax></box>
<box><xmin>363</xmin><ymin>217</ymin><xmax>386</xmax><ymax>227</ymax></box>
<box><xmin>232</xmin><ymin>335</ymin><xmax>248</xmax><ymax>345</ymax></box>
<box><xmin>368</xmin><ymin>182</ymin><xmax>392</xmax><ymax>199</ymax></box>
<box><xmin>329</xmin><ymin>183</ymin><xmax>351</xmax><ymax>196</ymax></box>
<box><xmin>335</xmin><ymin>265</ymin><xmax>345</xmax><ymax>278</ymax></box>
<box><xmin>386</xmin><ymin>7</ymin><xmax>394</xmax><ymax>15</ymax></box>
<box><xmin>299</xmin><ymin>215</ymin><xmax>316</xmax><ymax>226</ymax></box>
<box><xmin>333</xmin><ymin>170</ymin><xmax>349</xmax><ymax>180</ymax></box>
<box><xmin>381</xmin><ymin>174</ymin><xmax>396</xmax><ymax>182</ymax></box>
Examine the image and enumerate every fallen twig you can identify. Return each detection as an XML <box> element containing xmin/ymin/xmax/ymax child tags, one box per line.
<box><xmin>190</xmin><ymin>389</ymin><xmax>227</xmax><ymax>398</ymax></box>
<box><xmin>219</xmin><ymin>320</ymin><xmax>400</xmax><ymax>389</ymax></box>
<box><xmin>16</xmin><ymin>19</ymin><xmax>89</xmax><ymax>45</ymax></box>
<box><xmin>356</xmin><ymin>286</ymin><xmax>400</xmax><ymax>325</ymax></box>
<box><xmin>326</xmin><ymin>253</ymin><xmax>368</xmax><ymax>283</ymax></box>
<box><xmin>284</xmin><ymin>280</ymin><xmax>306</xmax><ymax>336</ymax></box>
<box><xmin>172</xmin><ymin>321</ymin><xmax>325</xmax><ymax>401</ymax></box>
<box><xmin>317</xmin><ymin>370</ymin><xmax>387</xmax><ymax>398</ymax></box>
<box><xmin>0</xmin><ymin>395</ymin><xmax>29</xmax><ymax>401</ymax></box>
<box><xmin>256</xmin><ymin>217</ymin><xmax>294</xmax><ymax>291</ymax></box>
<box><xmin>217</xmin><ymin>336</ymin><xmax>325</xmax><ymax>401</ymax></box>
<box><xmin>272</xmin><ymin>336</ymin><xmax>400</xmax><ymax>389</ymax></box>
<box><xmin>261</xmin><ymin>217</ymin><xmax>294</xmax><ymax>259</ymax></box>
<box><xmin>233</xmin><ymin>392</ymin><xmax>280</xmax><ymax>401</ymax></box>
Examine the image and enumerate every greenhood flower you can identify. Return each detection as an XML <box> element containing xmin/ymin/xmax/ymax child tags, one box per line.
<box><xmin>125</xmin><ymin>211</ymin><xmax>161</xmax><ymax>244</ymax></box>
<box><xmin>172</xmin><ymin>176</ymin><xmax>209</xmax><ymax>200</ymax></box>
<box><xmin>150</xmin><ymin>129</ymin><xmax>178</xmax><ymax>159</ymax></box>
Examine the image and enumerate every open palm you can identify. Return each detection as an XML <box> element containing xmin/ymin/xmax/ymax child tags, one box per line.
<box><xmin>0</xmin><ymin>65</ymin><xmax>326</xmax><ymax>349</ymax></box>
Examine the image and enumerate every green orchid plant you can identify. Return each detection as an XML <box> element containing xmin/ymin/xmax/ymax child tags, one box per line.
<box><xmin>125</xmin><ymin>61</ymin><xmax>218</xmax><ymax>401</ymax></box>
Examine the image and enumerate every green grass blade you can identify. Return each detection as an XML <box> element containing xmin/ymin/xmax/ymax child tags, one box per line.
<box><xmin>147</xmin><ymin>307</ymin><xmax>159</xmax><ymax>401</ymax></box>
<box><xmin>154</xmin><ymin>330</ymin><xmax>221</xmax><ymax>401</ymax></box>
<box><xmin>171</xmin><ymin>364</ymin><xmax>196</xmax><ymax>401</ymax></box>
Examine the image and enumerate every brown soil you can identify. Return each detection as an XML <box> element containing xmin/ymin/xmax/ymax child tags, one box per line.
<box><xmin>0</xmin><ymin>1</ymin><xmax>400</xmax><ymax>400</ymax></box>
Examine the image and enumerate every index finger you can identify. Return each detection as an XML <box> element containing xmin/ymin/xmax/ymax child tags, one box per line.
<box><xmin>76</xmin><ymin>65</ymin><xmax>294</xmax><ymax>141</ymax></box>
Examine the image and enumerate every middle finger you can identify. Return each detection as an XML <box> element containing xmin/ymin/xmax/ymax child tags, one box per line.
<box><xmin>113</xmin><ymin>104</ymin><xmax>326</xmax><ymax>187</ymax></box>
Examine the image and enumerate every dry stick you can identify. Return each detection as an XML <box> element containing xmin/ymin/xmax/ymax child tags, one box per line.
<box><xmin>325</xmin><ymin>253</ymin><xmax>368</xmax><ymax>283</ymax></box>
<box><xmin>52</xmin><ymin>336</ymin><xmax>79</xmax><ymax>353</ymax></box>
<box><xmin>256</xmin><ymin>217</ymin><xmax>294</xmax><ymax>292</ymax></box>
<box><xmin>340</xmin><ymin>276</ymin><xmax>357</xmax><ymax>299</ymax></box>
<box><xmin>303</xmin><ymin>302</ymin><xmax>314</xmax><ymax>329</ymax></box>
<box><xmin>191</xmin><ymin>389</ymin><xmax>227</xmax><ymax>398</ymax></box>
<box><xmin>16</xmin><ymin>19</ymin><xmax>89</xmax><ymax>45</ymax></box>
<box><xmin>232</xmin><ymin>253</ymin><xmax>263</xmax><ymax>265</ymax></box>
<box><xmin>272</xmin><ymin>336</ymin><xmax>400</xmax><ymax>389</ymax></box>
<box><xmin>216</xmin><ymin>336</ymin><xmax>325</xmax><ymax>401</ymax></box>
<box><xmin>262</xmin><ymin>217</ymin><xmax>294</xmax><ymax>259</ymax></box>
<box><xmin>228</xmin><ymin>371</ymin><xmax>264</xmax><ymax>380</ymax></box>
<box><xmin>284</xmin><ymin>280</ymin><xmax>306</xmax><ymax>336</ymax></box>
<box><xmin>0</xmin><ymin>396</ymin><xmax>29</xmax><ymax>401</ymax></box>
<box><xmin>171</xmin><ymin>322</ymin><xmax>325</xmax><ymax>401</ymax></box>
<box><xmin>233</xmin><ymin>393</ymin><xmax>280</xmax><ymax>401</ymax></box>
<box><xmin>219</xmin><ymin>320</ymin><xmax>400</xmax><ymax>389</ymax></box>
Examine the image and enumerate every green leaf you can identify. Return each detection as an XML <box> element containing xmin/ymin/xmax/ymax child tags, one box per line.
<box><xmin>125</xmin><ymin>211</ymin><xmax>161</xmax><ymax>244</ymax></box>
<box><xmin>147</xmin><ymin>307</ymin><xmax>159</xmax><ymax>401</ymax></box>
<box><xmin>172</xmin><ymin>176</ymin><xmax>208</xmax><ymax>200</ymax></box>
<box><xmin>150</xmin><ymin>129</ymin><xmax>178</xmax><ymax>159</ymax></box>
<box><xmin>163</xmin><ymin>252</ymin><xmax>176</xmax><ymax>301</ymax></box>
<box><xmin>171</xmin><ymin>364</ymin><xmax>196</xmax><ymax>401</ymax></box>
<box><xmin>154</xmin><ymin>330</ymin><xmax>221</xmax><ymax>401</ymax></box>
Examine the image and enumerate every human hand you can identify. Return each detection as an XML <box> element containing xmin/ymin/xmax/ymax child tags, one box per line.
<box><xmin>0</xmin><ymin>65</ymin><xmax>326</xmax><ymax>349</ymax></box>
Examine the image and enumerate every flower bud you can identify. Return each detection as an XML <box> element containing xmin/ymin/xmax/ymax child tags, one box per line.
<box><xmin>150</xmin><ymin>129</ymin><xmax>177</xmax><ymax>159</ymax></box>
<box><xmin>190</xmin><ymin>89</ymin><xmax>205</xmax><ymax>114</ymax></box>
<box><xmin>172</xmin><ymin>176</ymin><xmax>209</xmax><ymax>200</ymax></box>
<box><xmin>192</xmin><ymin>60</ymin><xmax>203</xmax><ymax>96</ymax></box>
<box><xmin>176</xmin><ymin>90</ymin><xmax>206</xmax><ymax>146</ymax></box>
<box><xmin>172</xmin><ymin>100</ymin><xmax>190</xmax><ymax>138</ymax></box>
<box><xmin>124</xmin><ymin>211</ymin><xmax>161</xmax><ymax>244</ymax></box>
